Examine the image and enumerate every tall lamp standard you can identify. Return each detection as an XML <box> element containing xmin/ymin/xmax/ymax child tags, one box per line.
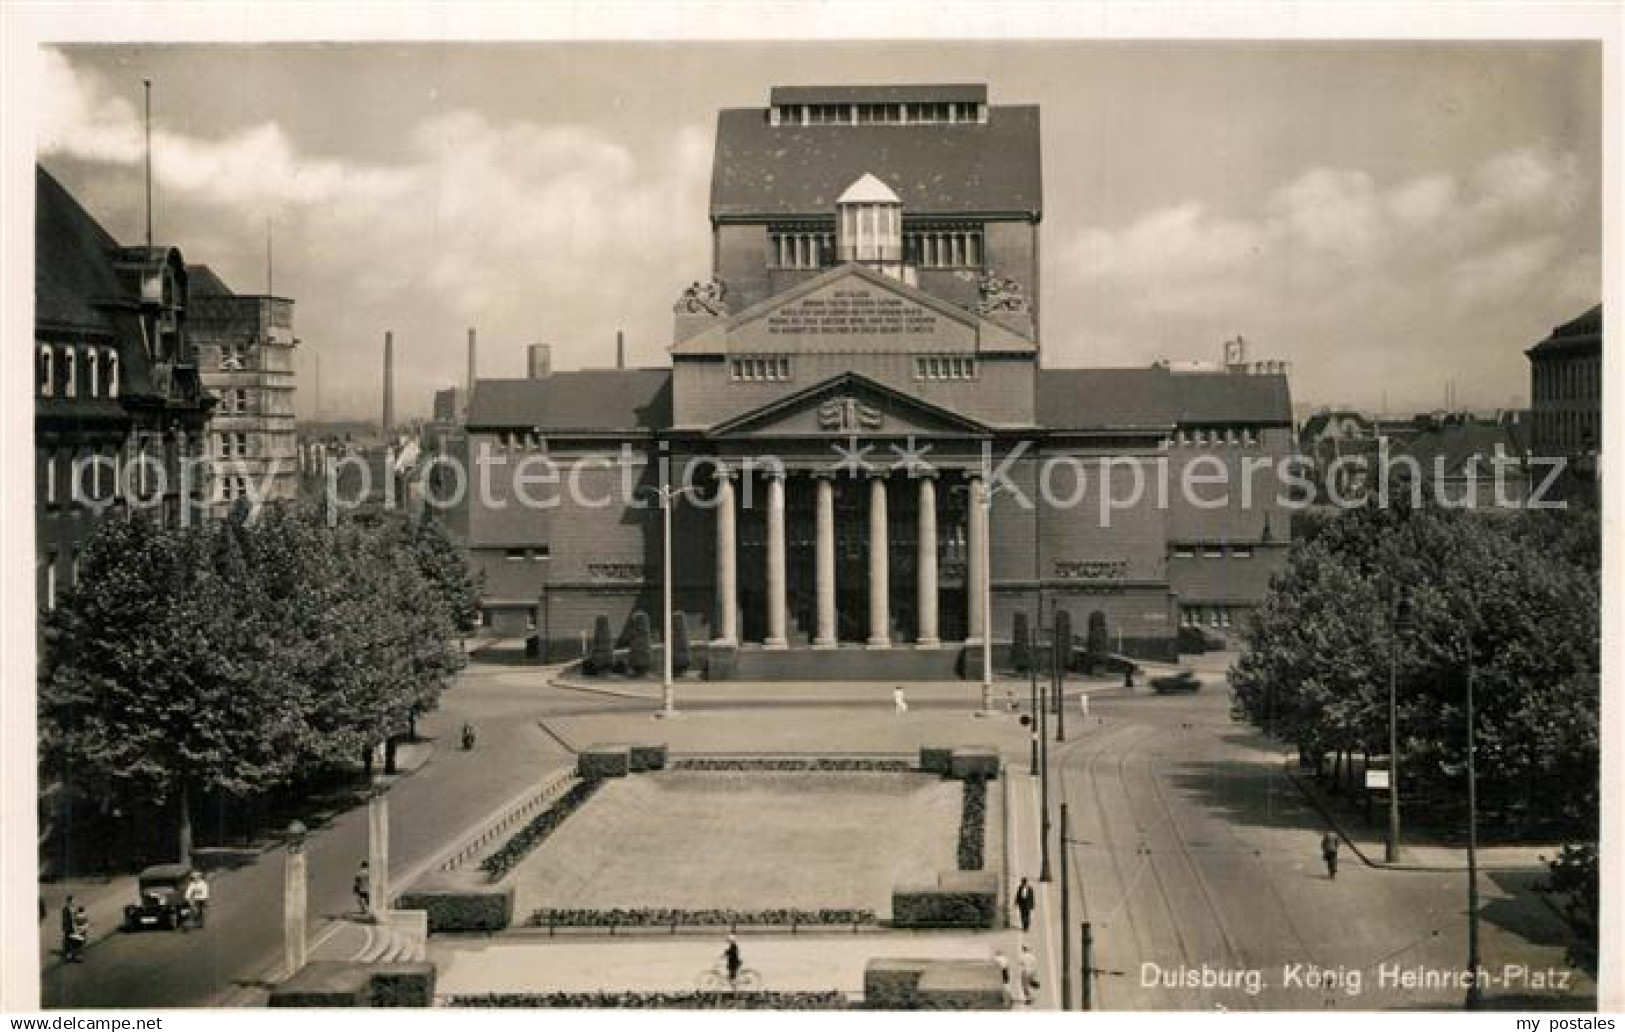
<box><xmin>1464</xmin><ymin>627</ymin><xmax>1483</xmax><ymax>1010</ymax></box>
<box><xmin>643</xmin><ymin>480</ymin><xmax>702</xmax><ymax>717</ymax></box>
<box><xmin>1385</xmin><ymin>581</ymin><xmax>1407</xmax><ymax>863</ymax></box>
<box><xmin>955</xmin><ymin>476</ymin><xmax>1011</xmax><ymax>715</ymax></box>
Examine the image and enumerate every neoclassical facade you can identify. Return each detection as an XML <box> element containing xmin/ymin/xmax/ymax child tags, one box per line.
<box><xmin>463</xmin><ymin>85</ymin><xmax>1294</xmax><ymax>673</ymax></box>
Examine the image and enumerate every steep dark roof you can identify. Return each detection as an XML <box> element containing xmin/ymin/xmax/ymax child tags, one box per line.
<box><xmin>710</xmin><ymin>106</ymin><xmax>1041</xmax><ymax>219</ymax></box>
<box><xmin>35</xmin><ymin>164</ymin><xmax>126</xmax><ymax>335</ymax></box>
<box><xmin>770</xmin><ymin>84</ymin><xmax>987</xmax><ymax>106</ymax></box>
<box><xmin>467</xmin><ymin>370</ymin><xmax>672</xmax><ymax>432</ymax></box>
<box><xmin>1300</xmin><ymin>409</ymin><xmax>1374</xmax><ymax>441</ymax></box>
<box><xmin>187</xmin><ymin>264</ymin><xmax>235</xmax><ymax>298</ymax></box>
<box><xmin>1037</xmin><ymin>368</ymin><xmax>1294</xmax><ymax>430</ymax></box>
<box><xmin>1526</xmin><ymin>303</ymin><xmax>1602</xmax><ymax>357</ymax></box>
<box><xmin>1392</xmin><ymin>422</ymin><xmax>1527</xmax><ymax>477</ymax></box>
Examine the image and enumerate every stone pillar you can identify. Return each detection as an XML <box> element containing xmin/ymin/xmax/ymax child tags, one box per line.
<box><xmin>967</xmin><ymin>475</ymin><xmax>987</xmax><ymax>643</ymax></box>
<box><xmin>765</xmin><ymin>471</ymin><xmax>788</xmax><ymax>648</ymax></box>
<box><xmin>715</xmin><ymin>470</ymin><xmax>737</xmax><ymax>643</ymax></box>
<box><xmin>814</xmin><ymin>474</ymin><xmax>837</xmax><ymax>648</ymax></box>
<box><xmin>917</xmin><ymin>475</ymin><xmax>940</xmax><ymax>647</ymax></box>
<box><xmin>868</xmin><ymin>475</ymin><xmax>891</xmax><ymax>648</ymax></box>
<box><xmin>367</xmin><ymin>788</ymin><xmax>389</xmax><ymax>917</ymax></box>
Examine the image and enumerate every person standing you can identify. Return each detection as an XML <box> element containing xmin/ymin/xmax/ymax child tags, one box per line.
<box><xmin>722</xmin><ymin>934</ymin><xmax>743</xmax><ymax>984</ymax></box>
<box><xmin>992</xmin><ymin>949</ymin><xmax>1012</xmax><ymax>1004</ymax></box>
<box><xmin>1019</xmin><ymin>943</ymin><xmax>1041</xmax><ymax>1003</ymax></box>
<box><xmin>60</xmin><ymin>896</ymin><xmax>79</xmax><ymax>963</ymax></box>
<box><xmin>183</xmin><ymin>870</ymin><xmax>210</xmax><ymax>930</ymax></box>
<box><xmin>1321</xmin><ymin>830</ymin><xmax>1340</xmax><ymax>880</ymax></box>
<box><xmin>354</xmin><ymin>860</ymin><xmax>371</xmax><ymax>914</ymax></box>
<box><xmin>1079</xmin><ymin>692</ymin><xmax>1091</xmax><ymax>720</ymax></box>
<box><xmin>893</xmin><ymin>686</ymin><xmax>908</xmax><ymax>715</ymax></box>
<box><xmin>66</xmin><ymin>906</ymin><xmax>89</xmax><ymax>963</ymax></box>
<box><xmin>1015</xmin><ymin>877</ymin><xmax>1036</xmax><ymax>933</ymax></box>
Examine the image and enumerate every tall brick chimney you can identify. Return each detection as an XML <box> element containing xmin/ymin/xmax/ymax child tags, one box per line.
<box><xmin>616</xmin><ymin>329</ymin><xmax>625</xmax><ymax>370</ymax></box>
<box><xmin>528</xmin><ymin>343</ymin><xmax>552</xmax><ymax>380</ymax></box>
<box><xmin>466</xmin><ymin>327</ymin><xmax>477</xmax><ymax>395</ymax></box>
<box><xmin>382</xmin><ymin>330</ymin><xmax>395</xmax><ymax>434</ymax></box>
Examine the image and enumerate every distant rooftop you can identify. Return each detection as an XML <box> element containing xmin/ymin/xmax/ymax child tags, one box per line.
<box><xmin>769</xmin><ymin>84</ymin><xmax>988</xmax><ymax>106</ymax></box>
<box><xmin>1527</xmin><ymin>303</ymin><xmax>1602</xmax><ymax>357</ymax></box>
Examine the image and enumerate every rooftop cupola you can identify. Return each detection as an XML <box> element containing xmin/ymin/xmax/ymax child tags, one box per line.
<box><xmin>836</xmin><ymin>173</ymin><xmax>912</xmax><ymax>283</ymax></box>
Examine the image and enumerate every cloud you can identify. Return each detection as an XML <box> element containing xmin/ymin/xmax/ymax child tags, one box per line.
<box><xmin>37</xmin><ymin>47</ymin><xmax>713</xmax><ymax>418</ymax></box>
<box><xmin>1058</xmin><ymin>146</ymin><xmax>1597</xmax><ymax>411</ymax></box>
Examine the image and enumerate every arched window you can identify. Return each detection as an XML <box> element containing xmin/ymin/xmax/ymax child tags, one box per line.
<box><xmin>106</xmin><ymin>349</ymin><xmax>120</xmax><ymax>398</ymax></box>
<box><xmin>87</xmin><ymin>349</ymin><xmax>99</xmax><ymax>398</ymax></box>
<box><xmin>63</xmin><ymin>349</ymin><xmax>76</xmax><ymax>398</ymax></box>
<box><xmin>39</xmin><ymin>345</ymin><xmax>54</xmax><ymax>397</ymax></box>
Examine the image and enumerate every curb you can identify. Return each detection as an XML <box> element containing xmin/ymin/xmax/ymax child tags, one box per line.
<box><xmin>1282</xmin><ymin>765</ymin><xmax>1549</xmax><ymax>874</ymax></box>
<box><xmin>545</xmin><ymin>673</ymin><xmax>662</xmax><ymax>702</ymax></box>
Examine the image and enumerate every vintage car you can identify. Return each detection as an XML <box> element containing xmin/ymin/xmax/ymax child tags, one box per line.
<box><xmin>123</xmin><ymin>863</ymin><xmax>194</xmax><ymax>931</ymax></box>
<box><xmin>1150</xmin><ymin>670</ymin><xmax>1204</xmax><ymax>694</ymax></box>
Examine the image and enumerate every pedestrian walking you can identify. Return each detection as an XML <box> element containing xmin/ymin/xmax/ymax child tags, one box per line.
<box><xmin>1321</xmin><ymin>830</ymin><xmax>1340</xmax><ymax>880</ymax></box>
<box><xmin>1078</xmin><ymin>692</ymin><xmax>1090</xmax><ymax>720</ymax></box>
<box><xmin>183</xmin><ymin>870</ymin><xmax>210</xmax><ymax>930</ymax></box>
<box><xmin>60</xmin><ymin>896</ymin><xmax>80</xmax><ymax>963</ymax></box>
<box><xmin>893</xmin><ymin>686</ymin><xmax>908</xmax><ymax>715</ymax></box>
<box><xmin>1019</xmin><ymin>943</ymin><xmax>1041</xmax><ymax>1001</ymax></box>
<box><xmin>1015</xmin><ymin>877</ymin><xmax>1036</xmax><ymax>933</ymax></box>
<box><xmin>354</xmin><ymin>860</ymin><xmax>371</xmax><ymax>914</ymax></box>
<box><xmin>64</xmin><ymin>905</ymin><xmax>89</xmax><ymax>964</ymax></box>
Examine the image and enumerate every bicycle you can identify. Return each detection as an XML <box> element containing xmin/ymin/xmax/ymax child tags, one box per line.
<box><xmin>696</xmin><ymin>962</ymin><xmax>762</xmax><ymax>991</ymax></box>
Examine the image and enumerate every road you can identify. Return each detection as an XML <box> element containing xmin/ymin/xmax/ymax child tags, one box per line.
<box><xmin>41</xmin><ymin>661</ymin><xmax>594</xmax><ymax>1008</ymax></box>
<box><xmin>1057</xmin><ymin>671</ymin><xmax>1595</xmax><ymax>1011</ymax></box>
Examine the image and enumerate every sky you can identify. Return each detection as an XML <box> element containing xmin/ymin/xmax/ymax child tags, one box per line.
<box><xmin>36</xmin><ymin>41</ymin><xmax>1601</xmax><ymax>422</ymax></box>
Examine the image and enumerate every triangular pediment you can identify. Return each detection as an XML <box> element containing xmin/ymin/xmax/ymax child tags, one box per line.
<box><xmin>706</xmin><ymin>372</ymin><xmax>991</xmax><ymax>439</ymax></box>
<box><xmin>672</xmin><ymin>263</ymin><xmax>1034</xmax><ymax>354</ymax></box>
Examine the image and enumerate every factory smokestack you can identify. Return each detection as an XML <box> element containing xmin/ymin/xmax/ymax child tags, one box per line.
<box><xmin>616</xmin><ymin>330</ymin><xmax>625</xmax><ymax>370</ymax></box>
<box><xmin>528</xmin><ymin>343</ymin><xmax>552</xmax><ymax>380</ymax></box>
<box><xmin>467</xmin><ymin>327</ymin><xmax>477</xmax><ymax>395</ymax></box>
<box><xmin>382</xmin><ymin>331</ymin><xmax>395</xmax><ymax>435</ymax></box>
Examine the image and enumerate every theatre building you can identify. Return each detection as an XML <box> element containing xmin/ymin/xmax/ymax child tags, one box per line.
<box><xmin>463</xmin><ymin>85</ymin><xmax>1294</xmax><ymax>675</ymax></box>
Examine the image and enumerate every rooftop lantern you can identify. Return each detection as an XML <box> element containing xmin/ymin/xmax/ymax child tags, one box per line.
<box><xmin>836</xmin><ymin>173</ymin><xmax>912</xmax><ymax>284</ymax></box>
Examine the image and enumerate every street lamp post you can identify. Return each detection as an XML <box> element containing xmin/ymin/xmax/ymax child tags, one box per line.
<box><xmin>979</xmin><ymin>479</ymin><xmax>995</xmax><ymax>712</ymax></box>
<box><xmin>283</xmin><ymin>820</ymin><xmax>308</xmax><ymax>978</ymax></box>
<box><xmin>1464</xmin><ymin>638</ymin><xmax>1483</xmax><ymax>1010</ymax></box>
<box><xmin>1060</xmin><ymin>802</ymin><xmax>1072</xmax><ymax>1010</ymax></box>
<box><xmin>1039</xmin><ymin>681</ymin><xmax>1052</xmax><ymax>882</ymax></box>
<box><xmin>645</xmin><ymin>481</ymin><xmax>700</xmax><ymax>718</ymax></box>
<box><xmin>1029</xmin><ymin>622</ymin><xmax>1040</xmax><ymax>775</ymax></box>
<box><xmin>1386</xmin><ymin>586</ymin><xmax>1404</xmax><ymax>863</ymax></box>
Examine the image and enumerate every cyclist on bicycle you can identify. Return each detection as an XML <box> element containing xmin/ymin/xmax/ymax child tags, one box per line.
<box><xmin>723</xmin><ymin>934</ymin><xmax>743</xmax><ymax>984</ymax></box>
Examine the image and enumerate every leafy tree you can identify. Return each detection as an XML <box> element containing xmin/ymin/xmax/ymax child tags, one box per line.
<box><xmin>409</xmin><ymin>513</ymin><xmax>482</xmax><ymax>637</ymax></box>
<box><xmin>1010</xmin><ymin>612</ymin><xmax>1030</xmax><ymax>673</ymax></box>
<box><xmin>628</xmin><ymin>612</ymin><xmax>653</xmax><ymax>676</ymax></box>
<box><xmin>1231</xmin><ymin>504</ymin><xmax>1599</xmax><ymax>834</ymax></box>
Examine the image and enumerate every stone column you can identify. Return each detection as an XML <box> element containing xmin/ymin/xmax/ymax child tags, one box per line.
<box><xmin>715</xmin><ymin>470</ymin><xmax>737</xmax><ymax>643</ymax></box>
<box><xmin>367</xmin><ymin>787</ymin><xmax>389</xmax><ymax>917</ymax></box>
<box><xmin>765</xmin><ymin>471</ymin><xmax>788</xmax><ymax>648</ymax></box>
<box><xmin>967</xmin><ymin>474</ymin><xmax>988</xmax><ymax>643</ymax></box>
<box><xmin>814</xmin><ymin>474</ymin><xmax>837</xmax><ymax>648</ymax></box>
<box><xmin>867</xmin><ymin>474</ymin><xmax>891</xmax><ymax>648</ymax></box>
<box><xmin>917</xmin><ymin>475</ymin><xmax>940</xmax><ymax>647</ymax></box>
<box><xmin>283</xmin><ymin>832</ymin><xmax>308</xmax><ymax>977</ymax></box>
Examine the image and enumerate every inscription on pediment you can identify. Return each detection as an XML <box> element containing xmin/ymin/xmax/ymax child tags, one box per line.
<box><xmin>766</xmin><ymin>287</ymin><xmax>941</xmax><ymax>337</ymax></box>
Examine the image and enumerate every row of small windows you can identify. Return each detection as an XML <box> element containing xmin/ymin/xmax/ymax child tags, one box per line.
<box><xmin>1533</xmin><ymin>356</ymin><xmax>1600</xmax><ymax>402</ymax></box>
<box><xmin>767</xmin><ymin>226</ymin><xmax>984</xmax><ymax>271</ymax></box>
<box><xmin>504</xmin><ymin>547</ymin><xmax>551</xmax><ymax>562</ymax></box>
<box><xmin>1172</xmin><ymin>543</ymin><xmax>1255</xmax><ymax>559</ymax></box>
<box><xmin>39</xmin><ymin>443</ymin><xmax>163</xmax><ymax>507</ymax></box>
<box><xmin>1165</xmin><ymin>427</ymin><xmax>1261</xmax><ymax>448</ymax></box>
<box><xmin>914</xmin><ymin>355</ymin><xmax>977</xmax><ymax>381</ymax></box>
<box><xmin>774</xmin><ymin>101</ymin><xmax>986</xmax><ymax>126</ymax></box>
<box><xmin>904</xmin><ymin>230</ymin><xmax>981</xmax><ymax>269</ymax></box>
<box><xmin>731</xmin><ymin>356</ymin><xmax>793</xmax><ymax>382</ymax></box>
<box><xmin>1180</xmin><ymin>605</ymin><xmax>1242</xmax><ymax>629</ymax></box>
<box><xmin>38</xmin><ymin>343</ymin><xmax>120</xmax><ymax>400</ymax></box>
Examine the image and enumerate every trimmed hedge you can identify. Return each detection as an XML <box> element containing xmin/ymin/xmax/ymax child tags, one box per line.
<box><xmin>529</xmin><ymin>907</ymin><xmax>875</xmax><ymax>929</ymax></box>
<box><xmin>949</xmin><ymin>748</ymin><xmax>999</xmax><ymax>781</ymax></box>
<box><xmin>956</xmin><ymin>778</ymin><xmax>987</xmax><ymax>871</ymax></box>
<box><xmin>670</xmin><ymin>758</ymin><xmax>909</xmax><ymax>772</ymax></box>
<box><xmin>578</xmin><ymin>746</ymin><xmax>631</xmax><ymax>779</ymax></box>
<box><xmin>368</xmin><ymin>964</ymin><xmax>437</xmax><ymax>1007</ymax></box>
<box><xmin>629</xmin><ymin>611</ymin><xmax>653</xmax><ymax>675</ymax></box>
<box><xmin>892</xmin><ymin>872</ymin><xmax>999</xmax><ymax>929</ymax></box>
<box><xmin>918</xmin><ymin>746</ymin><xmax>954</xmax><ymax>775</ymax></box>
<box><xmin>450</xmin><ymin>991</ymin><xmax>850</xmax><ymax>1009</ymax></box>
<box><xmin>628</xmin><ymin>743</ymin><xmax>669</xmax><ymax>772</ymax></box>
<box><xmin>672</xmin><ymin>612</ymin><xmax>692</xmax><ymax>675</ymax></box>
<box><xmin>397</xmin><ymin>870</ymin><xmax>515</xmax><ymax>932</ymax></box>
<box><xmin>587</xmin><ymin>614</ymin><xmax>614</xmax><ymax>673</ymax></box>
<box><xmin>479</xmin><ymin>778</ymin><xmax>604</xmax><ymax>880</ymax></box>
<box><xmin>865</xmin><ymin>958</ymin><xmax>1008</xmax><ymax>1011</ymax></box>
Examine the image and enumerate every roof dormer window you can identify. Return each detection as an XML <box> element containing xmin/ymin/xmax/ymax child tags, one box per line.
<box><xmin>836</xmin><ymin>174</ymin><xmax>903</xmax><ymax>271</ymax></box>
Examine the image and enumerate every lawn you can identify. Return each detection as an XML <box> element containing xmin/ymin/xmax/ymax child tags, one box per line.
<box><xmin>507</xmin><ymin>771</ymin><xmax>967</xmax><ymax>917</ymax></box>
